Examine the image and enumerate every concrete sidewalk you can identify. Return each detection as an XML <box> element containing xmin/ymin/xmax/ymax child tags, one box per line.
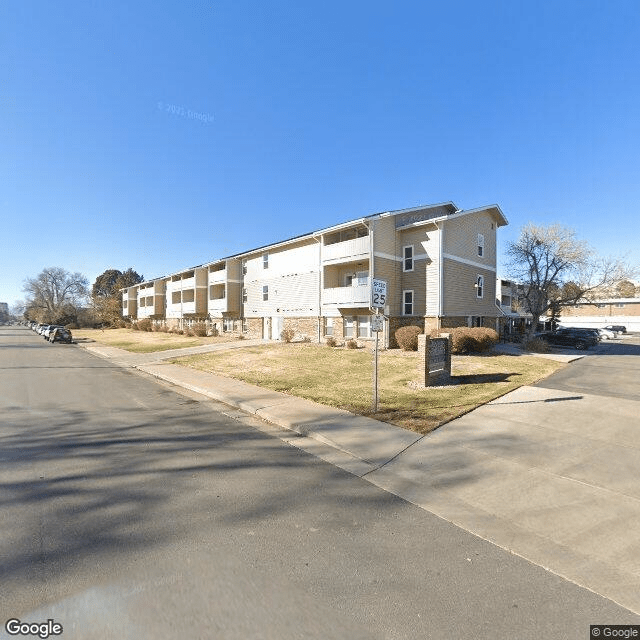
<box><xmin>78</xmin><ymin>339</ymin><xmax>640</xmax><ymax>615</ymax></box>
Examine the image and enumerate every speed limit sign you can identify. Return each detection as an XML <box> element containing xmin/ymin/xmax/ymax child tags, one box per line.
<box><xmin>371</xmin><ymin>279</ymin><xmax>387</xmax><ymax>309</ymax></box>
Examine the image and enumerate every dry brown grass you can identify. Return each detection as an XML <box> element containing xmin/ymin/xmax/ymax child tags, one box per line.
<box><xmin>73</xmin><ymin>328</ymin><xmax>240</xmax><ymax>353</ymax></box>
<box><xmin>172</xmin><ymin>343</ymin><xmax>565</xmax><ymax>434</ymax></box>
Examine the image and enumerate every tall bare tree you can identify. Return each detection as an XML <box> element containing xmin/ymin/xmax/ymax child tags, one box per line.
<box><xmin>23</xmin><ymin>267</ymin><xmax>89</xmax><ymax>324</ymax></box>
<box><xmin>506</xmin><ymin>224</ymin><xmax>637</xmax><ymax>338</ymax></box>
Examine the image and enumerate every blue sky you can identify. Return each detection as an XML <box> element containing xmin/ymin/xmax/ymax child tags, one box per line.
<box><xmin>2</xmin><ymin>0</ymin><xmax>639</xmax><ymax>307</ymax></box>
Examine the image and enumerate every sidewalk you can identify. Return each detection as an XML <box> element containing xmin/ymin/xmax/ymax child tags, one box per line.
<box><xmin>78</xmin><ymin>339</ymin><xmax>640</xmax><ymax>615</ymax></box>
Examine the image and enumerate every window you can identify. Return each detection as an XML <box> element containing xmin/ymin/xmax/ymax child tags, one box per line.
<box><xmin>477</xmin><ymin>234</ymin><xmax>484</xmax><ymax>257</ymax></box>
<box><xmin>357</xmin><ymin>315</ymin><xmax>371</xmax><ymax>338</ymax></box>
<box><xmin>242</xmin><ymin>318</ymin><xmax>248</xmax><ymax>333</ymax></box>
<box><xmin>242</xmin><ymin>287</ymin><xmax>247</xmax><ymax>303</ymax></box>
<box><xmin>242</xmin><ymin>260</ymin><xmax>247</xmax><ymax>275</ymax></box>
<box><xmin>344</xmin><ymin>316</ymin><xmax>354</xmax><ymax>338</ymax></box>
<box><xmin>262</xmin><ymin>285</ymin><xmax>269</xmax><ymax>301</ymax></box>
<box><xmin>476</xmin><ymin>275</ymin><xmax>484</xmax><ymax>299</ymax></box>
<box><xmin>263</xmin><ymin>253</ymin><xmax>269</xmax><ymax>269</ymax></box>
<box><xmin>615</xmin><ymin>303</ymin><xmax>625</xmax><ymax>308</ymax></box>
<box><xmin>223</xmin><ymin>318</ymin><xmax>235</xmax><ymax>332</ymax></box>
<box><xmin>356</xmin><ymin>271</ymin><xmax>368</xmax><ymax>286</ymax></box>
<box><xmin>403</xmin><ymin>290</ymin><xmax>413</xmax><ymax>316</ymax></box>
<box><xmin>403</xmin><ymin>245</ymin><xmax>414</xmax><ymax>272</ymax></box>
<box><xmin>324</xmin><ymin>317</ymin><xmax>334</xmax><ymax>336</ymax></box>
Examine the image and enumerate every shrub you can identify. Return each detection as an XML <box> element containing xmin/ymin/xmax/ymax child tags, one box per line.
<box><xmin>131</xmin><ymin>322</ymin><xmax>140</xmax><ymax>331</ymax></box>
<box><xmin>207</xmin><ymin>327</ymin><xmax>219</xmax><ymax>337</ymax></box>
<box><xmin>346</xmin><ymin>338</ymin><xmax>358</xmax><ymax>349</ymax></box>
<box><xmin>522</xmin><ymin>337</ymin><xmax>550</xmax><ymax>353</ymax></box>
<box><xmin>192</xmin><ymin>322</ymin><xmax>207</xmax><ymax>337</ymax></box>
<box><xmin>137</xmin><ymin>318</ymin><xmax>152</xmax><ymax>332</ymax></box>
<box><xmin>326</xmin><ymin>336</ymin><xmax>337</xmax><ymax>347</ymax></box>
<box><xmin>281</xmin><ymin>328</ymin><xmax>295</xmax><ymax>343</ymax></box>
<box><xmin>450</xmin><ymin>327</ymin><xmax>499</xmax><ymax>354</ymax></box>
<box><xmin>184</xmin><ymin>326</ymin><xmax>194</xmax><ymax>336</ymax></box>
<box><xmin>395</xmin><ymin>325</ymin><xmax>422</xmax><ymax>351</ymax></box>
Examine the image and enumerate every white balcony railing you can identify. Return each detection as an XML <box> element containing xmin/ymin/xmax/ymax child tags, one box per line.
<box><xmin>323</xmin><ymin>285</ymin><xmax>371</xmax><ymax>306</ymax></box>
<box><xmin>208</xmin><ymin>269</ymin><xmax>227</xmax><ymax>285</ymax></box>
<box><xmin>208</xmin><ymin>298</ymin><xmax>227</xmax><ymax>313</ymax></box>
<box><xmin>322</xmin><ymin>236</ymin><xmax>370</xmax><ymax>263</ymax></box>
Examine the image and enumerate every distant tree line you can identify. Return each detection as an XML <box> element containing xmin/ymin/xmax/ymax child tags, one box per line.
<box><xmin>21</xmin><ymin>266</ymin><xmax>143</xmax><ymax>327</ymax></box>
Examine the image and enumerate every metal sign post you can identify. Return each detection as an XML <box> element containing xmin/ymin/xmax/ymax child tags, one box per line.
<box><xmin>370</xmin><ymin>280</ymin><xmax>387</xmax><ymax>413</ymax></box>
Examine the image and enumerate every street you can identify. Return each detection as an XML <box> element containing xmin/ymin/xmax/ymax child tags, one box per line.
<box><xmin>1</xmin><ymin>325</ymin><xmax>638</xmax><ymax>639</ymax></box>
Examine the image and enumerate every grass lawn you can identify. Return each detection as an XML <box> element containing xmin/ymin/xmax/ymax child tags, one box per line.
<box><xmin>72</xmin><ymin>328</ymin><xmax>241</xmax><ymax>353</ymax></box>
<box><xmin>171</xmin><ymin>343</ymin><xmax>565</xmax><ymax>434</ymax></box>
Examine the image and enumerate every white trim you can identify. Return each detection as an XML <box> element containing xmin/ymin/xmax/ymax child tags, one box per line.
<box><xmin>374</xmin><ymin>251</ymin><xmax>429</xmax><ymax>262</ymax></box>
<box><xmin>402</xmin><ymin>289</ymin><xmax>414</xmax><ymax>316</ymax></box>
<box><xmin>443</xmin><ymin>253</ymin><xmax>496</xmax><ymax>272</ymax></box>
<box><xmin>476</xmin><ymin>275</ymin><xmax>484</xmax><ymax>299</ymax></box>
<box><xmin>402</xmin><ymin>245</ymin><xmax>414</xmax><ymax>272</ymax></box>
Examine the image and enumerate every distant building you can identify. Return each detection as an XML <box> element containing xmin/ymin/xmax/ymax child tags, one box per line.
<box><xmin>555</xmin><ymin>298</ymin><xmax>640</xmax><ymax>332</ymax></box>
<box><xmin>0</xmin><ymin>302</ymin><xmax>9</xmax><ymax>322</ymax></box>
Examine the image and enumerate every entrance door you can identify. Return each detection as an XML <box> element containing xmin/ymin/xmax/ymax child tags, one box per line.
<box><xmin>271</xmin><ymin>316</ymin><xmax>283</xmax><ymax>340</ymax></box>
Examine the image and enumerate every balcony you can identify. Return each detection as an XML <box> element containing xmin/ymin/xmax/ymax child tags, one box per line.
<box><xmin>208</xmin><ymin>268</ymin><xmax>227</xmax><ymax>285</ymax></box>
<box><xmin>322</xmin><ymin>236</ymin><xmax>370</xmax><ymax>264</ymax></box>
<box><xmin>208</xmin><ymin>297</ymin><xmax>228</xmax><ymax>314</ymax></box>
<box><xmin>323</xmin><ymin>285</ymin><xmax>371</xmax><ymax>307</ymax></box>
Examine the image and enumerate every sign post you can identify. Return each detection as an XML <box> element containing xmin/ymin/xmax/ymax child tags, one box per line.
<box><xmin>370</xmin><ymin>279</ymin><xmax>387</xmax><ymax>413</ymax></box>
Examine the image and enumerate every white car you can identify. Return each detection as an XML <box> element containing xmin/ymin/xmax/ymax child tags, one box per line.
<box><xmin>597</xmin><ymin>328</ymin><xmax>616</xmax><ymax>340</ymax></box>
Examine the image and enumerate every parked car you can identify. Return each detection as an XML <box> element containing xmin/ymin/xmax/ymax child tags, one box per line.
<box><xmin>603</xmin><ymin>325</ymin><xmax>627</xmax><ymax>334</ymax></box>
<box><xmin>49</xmin><ymin>327</ymin><xmax>73</xmax><ymax>344</ymax></box>
<box><xmin>597</xmin><ymin>328</ymin><xmax>616</xmax><ymax>340</ymax></box>
<box><xmin>536</xmin><ymin>328</ymin><xmax>599</xmax><ymax>350</ymax></box>
<box><xmin>43</xmin><ymin>325</ymin><xmax>63</xmax><ymax>340</ymax></box>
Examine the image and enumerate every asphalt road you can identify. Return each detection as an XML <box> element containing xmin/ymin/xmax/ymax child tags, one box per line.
<box><xmin>1</xmin><ymin>325</ymin><xmax>638</xmax><ymax>639</ymax></box>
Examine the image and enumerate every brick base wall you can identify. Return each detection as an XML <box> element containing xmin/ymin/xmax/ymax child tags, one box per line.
<box><xmin>282</xmin><ymin>317</ymin><xmax>320</xmax><ymax>342</ymax></box>
<box><xmin>388</xmin><ymin>316</ymin><xmax>425</xmax><ymax>348</ymax></box>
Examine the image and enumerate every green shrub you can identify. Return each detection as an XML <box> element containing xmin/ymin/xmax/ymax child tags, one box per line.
<box><xmin>395</xmin><ymin>325</ymin><xmax>422</xmax><ymax>351</ymax></box>
<box><xmin>281</xmin><ymin>328</ymin><xmax>295</xmax><ymax>343</ymax></box>
<box><xmin>450</xmin><ymin>327</ymin><xmax>498</xmax><ymax>354</ymax></box>
<box><xmin>326</xmin><ymin>336</ymin><xmax>337</xmax><ymax>347</ymax></box>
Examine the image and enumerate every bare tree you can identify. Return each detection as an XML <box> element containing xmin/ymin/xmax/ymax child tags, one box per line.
<box><xmin>23</xmin><ymin>267</ymin><xmax>89</xmax><ymax>324</ymax></box>
<box><xmin>506</xmin><ymin>224</ymin><xmax>638</xmax><ymax>338</ymax></box>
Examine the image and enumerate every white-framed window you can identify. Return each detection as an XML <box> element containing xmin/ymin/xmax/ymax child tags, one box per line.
<box><xmin>403</xmin><ymin>290</ymin><xmax>414</xmax><ymax>316</ymax></box>
<box><xmin>242</xmin><ymin>287</ymin><xmax>247</xmax><ymax>303</ymax></box>
<box><xmin>476</xmin><ymin>275</ymin><xmax>484</xmax><ymax>299</ymax></box>
<box><xmin>263</xmin><ymin>253</ymin><xmax>269</xmax><ymax>269</ymax></box>
<box><xmin>357</xmin><ymin>315</ymin><xmax>371</xmax><ymax>338</ymax></box>
<box><xmin>262</xmin><ymin>285</ymin><xmax>269</xmax><ymax>301</ymax></box>
<box><xmin>223</xmin><ymin>318</ymin><xmax>235</xmax><ymax>332</ymax></box>
<box><xmin>403</xmin><ymin>245</ymin><xmax>414</xmax><ymax>272</ymax></box>
<box><xmin>344</xmin><ymin>316</ymin><xmax>354</xmax><ymax>338</ymax></box>
<box><xmin>242</xmin><ymin>260</ymin><xmax>247</xmax><ymax>275</ymax></box>
<box><xmin>242</xmin><ymin>318</ymin><xmax>248</xmax><ymax>333</ymax></box>
<box><xmin>615</xmin><ymin>303</ymin><xmax>625</xmax><ymax>308</ymax></box>
<box><xmin>477</xmin><ymin>234</ymin><xmax>485</xmax><ymax>257</ymax></box>
<box><xmin>324</xmin><ymin>317</ymin><xmax>334</xmax><ymax>336</ymax></box>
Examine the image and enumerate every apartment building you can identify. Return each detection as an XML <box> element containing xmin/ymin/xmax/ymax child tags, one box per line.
<box><xmin>122</xmin><ymin>202</ymin><xmax>508</xmax><ymax>346</ymax></box>
<box><xmin>557</xmin><ymin>298</ymin><xmax>640</xmax><ymax>332</ymax></box>
<box><xmin>496</xmin><ymin>277</ymin><xmax>533</xmax><ymax>338</ymax></box>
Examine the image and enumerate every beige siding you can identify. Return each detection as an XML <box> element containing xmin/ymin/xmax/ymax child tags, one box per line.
<box><xmin>425</xmin><ymin>227</ymin><xmax>441</xmax><ymax>316</ymax></box>
<box><xmin>442</xmin><ymin>260</ymin><xmax>498</xmax><ymax>317</ymax></box>
<box><xmin>443</xmin><ymin>211</ymin><xmax>497</xmax><ymax>267</ymax></box>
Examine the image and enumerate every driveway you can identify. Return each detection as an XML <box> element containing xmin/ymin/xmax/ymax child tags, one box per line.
<box><xmin>366</xmin><ymin>335</ymin><xmax>640</xmax><ymax>614</ymax></box>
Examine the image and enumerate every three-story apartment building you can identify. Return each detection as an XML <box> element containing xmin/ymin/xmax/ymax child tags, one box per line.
<box><xmin>122</xmin><ymin>202</ymin><xmax>508</xmax><ymax>346</ymax></box>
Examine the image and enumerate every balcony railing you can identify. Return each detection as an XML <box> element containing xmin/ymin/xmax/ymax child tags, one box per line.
<box><xmin>323</xmin><ymin>285</ymin><xmax>371</xmax><ymax>306</ymax></box>
<box><xmin>322</xmin><ymin>236</ymin><xmax>370</xmax><ymax>263</ymax></box>
<box><xmin>208</xmin><ymin>269</ymin><xmax>227</xmax><ymax>285</ymax></box>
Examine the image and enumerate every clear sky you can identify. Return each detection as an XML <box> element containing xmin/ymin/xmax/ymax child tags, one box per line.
<box><xmin>2</xmin><ymin>0</ymin><xmax>639</xmax><ymax>308</ymax></box>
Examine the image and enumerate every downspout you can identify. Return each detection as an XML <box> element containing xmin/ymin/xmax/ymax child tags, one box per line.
<box><xmin>435</xmin><ymin>221</ymin><xmax>443</xmax><ymax>332</ymax></box>
<box><xmin>312</xmin><ymin>233</ymin><xmax>322</xmax><ymax>343</ymax></box>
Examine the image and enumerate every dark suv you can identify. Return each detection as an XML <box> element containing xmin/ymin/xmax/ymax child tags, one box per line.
<box><xmin>603</xmin><ymin>325</ymin><xmax>627</xmax><ymax>334</ymax></box>
<box><xmin>536</xmin><ymin>328</ymin><xmax>599</xmax><ymax>350</ymax></box>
